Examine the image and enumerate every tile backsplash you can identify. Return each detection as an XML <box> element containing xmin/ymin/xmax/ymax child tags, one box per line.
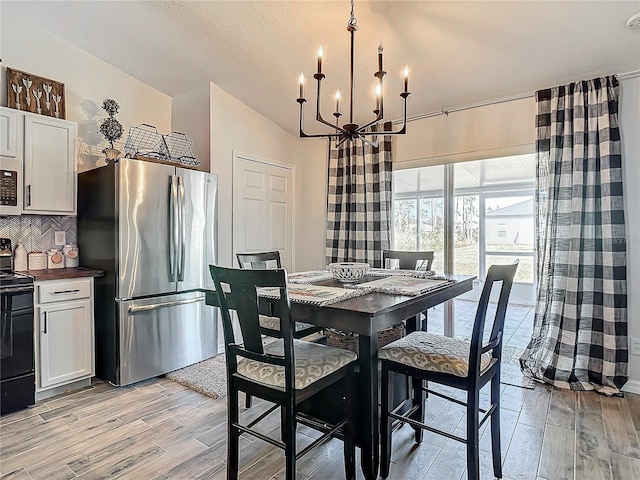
<box><xmin>0</xmin><ymin>215</ymin><xmax>76</xmax><ymax>253</ymax></box>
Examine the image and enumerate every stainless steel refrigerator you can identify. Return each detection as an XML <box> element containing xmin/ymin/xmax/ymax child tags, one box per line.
<box><xmin>78</xmin><ymin>158</ymin><xmax>218</xmax><ymax>386</ymax></box>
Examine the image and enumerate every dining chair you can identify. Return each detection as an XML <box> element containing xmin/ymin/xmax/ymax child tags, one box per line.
<box><xmin>210</xmin><ymin>265</ymin><xmax>357</xmax><ymax>480</ymax></box>
<box><xmin>236</xmin><ymin>251</ymin><xmax>321</xmax><ymax>338</ymax></box>
<box><xmin>236</xmin><ymin>250</ymin><xmax>282</xmax><ymax>270</ymax></box>
<box><xmin>382</xmin><ymin>250</ymin><xmax>435</xmax><ymax>332</ymax></box>
<box><xmin>237</xmin><ymin>251</ymin><xmax>324</xmax><ymax>408</ymax></box>
<box><xmin>378</xmin><ymin>262</ymin><xmax>518</xmax><ymax>480</ymax></box>
<box><xmin>382</xmin><ymin>249</ymin><xmax>435</xmax><ymax>271</ymax></box>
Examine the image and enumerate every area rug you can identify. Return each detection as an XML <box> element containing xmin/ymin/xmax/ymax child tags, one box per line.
<box><xmin>166</xmin><ymin>345</ymin><xmax>535</xmax><ymax>399</ymax></box>
<box><xmin>166</xmin><ymin>354</ymin><xmax>228</xmax><ymax>399</ymax></box>
<box><xmin>500</xmin><ymin>345</ymin><xmax>536</xmax><ymax>389</ymax></box>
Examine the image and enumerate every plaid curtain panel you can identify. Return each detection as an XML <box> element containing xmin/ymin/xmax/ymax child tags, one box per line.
<box><xmin>520</xmin><ymin>76</ymin><xmax>628</xmax><ymax>395</ymax></box>
<box><xmin>325</xmin><ymin>126</ymin><xmax>392</xmax><ymax>267</ymax></box>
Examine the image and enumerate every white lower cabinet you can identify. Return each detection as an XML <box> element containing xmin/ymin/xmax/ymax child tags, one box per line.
<box><xmin>35</xmin><ymin>278</ymin><xmax>95</xmax><ymax>392</ymax></box>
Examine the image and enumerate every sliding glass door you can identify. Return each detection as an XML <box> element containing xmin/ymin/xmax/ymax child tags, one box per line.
<box><xmin>454</xmin><ymin>156</ymin><xmax>535</xmax><ymax>303</ymax></box>
<box><xmin>393</xmin><ymin>153</ymin><xmax>535</xmax><ymax>335</ymax></box>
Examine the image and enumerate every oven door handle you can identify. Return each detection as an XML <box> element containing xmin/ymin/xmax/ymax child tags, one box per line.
<box><xmin>0</xmin><ymin>285</ymin><xmax>34</xmax><ymax>294</ymax></box>
<box><xmin>0</xmin><ymin>311</ymin><xmax>11</xmax><ymax>360</ymax></box>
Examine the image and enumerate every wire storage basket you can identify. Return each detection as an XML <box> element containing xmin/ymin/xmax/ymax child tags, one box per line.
<box><xmin>325</xmin><ymin>323</ymin><xmax>404</xmax><ymax>355</ymax></box>
<box><xmin>124</xmin><ymin>124</ymin><xmax>200</xmax><ymax>167</ymax></box>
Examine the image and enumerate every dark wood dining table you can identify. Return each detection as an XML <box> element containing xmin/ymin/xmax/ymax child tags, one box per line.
<box><xmin>204</xmin><ymin>273</ymin><xmax>475</xmax><ymax>480</ymax></box>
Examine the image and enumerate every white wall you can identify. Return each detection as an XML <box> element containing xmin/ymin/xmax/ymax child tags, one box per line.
<box><xmin>620</xmin><ymin>76</ymin><xmax>640</xmax><ymax>390</ymax></box>
<box><xmin>0</xmin><ymin>16</ymin><xmax>171</xmax><ymax>172</ymax></box>
<box><xmin>207</xmin><ymin>82</ymin><xmax>326</xmax><ymax>270</ymax></box>
<box><xmin>171</xmin><ymin>84</ymin><xmax>211</xmax><ymax>173</ymax></box>
<box><xmin>294</xmin><ymin>138</ymin><xmax>329</xmax><ymax>271</ymax></box>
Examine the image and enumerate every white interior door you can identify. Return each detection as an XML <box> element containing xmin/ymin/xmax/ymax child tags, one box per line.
<box><xmin>233</xmin><ymin>155</ymin><xmax>293</xmax><ymax>271</ymax></box>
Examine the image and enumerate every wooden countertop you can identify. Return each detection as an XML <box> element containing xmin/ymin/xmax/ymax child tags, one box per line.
<box><xmin>18</xmin><ymin>267</ymin><xmax>105</xmax><ymax>281</ymax></box>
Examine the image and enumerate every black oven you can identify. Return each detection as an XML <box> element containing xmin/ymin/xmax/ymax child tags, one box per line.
<box><xmin>0</xmin><ymin>238</ymin><xmax>35</xmax><ymax>416</ymax></box>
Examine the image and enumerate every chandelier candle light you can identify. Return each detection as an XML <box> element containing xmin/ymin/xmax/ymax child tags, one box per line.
<box><xmin>297</xmin><ymin>0</ymin><xmax>411</xmax><ymax>147</ymax></box>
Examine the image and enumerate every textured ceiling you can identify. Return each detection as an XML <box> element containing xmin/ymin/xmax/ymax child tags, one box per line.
<box><xmin>4</xmin><ymin>1</ymin><xmax>639</xmax><ymax>137</ymax></box>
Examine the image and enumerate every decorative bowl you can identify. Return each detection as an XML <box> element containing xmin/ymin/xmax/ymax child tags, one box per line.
<box><xmin>328</xmin><ymin>262</ymin><xmax>369</xmax><ymax>283</ymax></box>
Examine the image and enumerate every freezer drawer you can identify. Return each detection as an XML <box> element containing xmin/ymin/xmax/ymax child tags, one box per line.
<box><xmin>118</xmin><ymin>292</ymin><xmax>216</xmax><ymax>386</ymax></box>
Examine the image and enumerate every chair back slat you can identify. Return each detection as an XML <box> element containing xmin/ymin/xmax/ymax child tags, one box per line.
<box><xmin>382</xmin><ymin>250</ymin><xmax>434</xmax><ymax>270</ymax></box>
<box><xmin>236</xmin><ymin>251</ymin><xmax>282</xmax><ymax>270</ymax></box>
<box><xmin>209</xmin><ymin>265</ymin><xmax>295</xmax><ymax>388</ymax></box>
<box><xmin>469</xmin><ymin>262</ymin><xmax>519</xmax><ymax>376</ymax></box>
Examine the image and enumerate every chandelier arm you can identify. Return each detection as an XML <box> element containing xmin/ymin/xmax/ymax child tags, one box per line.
<box><xmin>354</xmin><ymin>124</ymin><xmax>407</xmax><ymax>138</ymax></box>
<box><xmin>316</xmin><ymin>112</ymin><xmax>350</xmax><ymax>134</ymax></box>
<box><xmin>355</xmin><ymin>113</ymin><xmax>384</xmax><ymax>134</ymax></box>
<box><xmin>335</xmin><ymin>136</ymin><xmax>350</xmax><ymax>149</ymax></box>
<box><xmin>314</xmin><ymin>73</ymin><xmax>351</xmax><ymax>135</ymax></box>
<box><xmin>356</xmin><ymin>134</ymin><xmax>379</xmax><ymax>148</ymax></box>
<box><xmin>381</xmin><ymin>93</ymin><xmax>409</xmax><ymax>135</ymax></box>
<box><xmin>298</xmin><ymin>99</ymin><xmax>307</xmax><ymax>136</ymax></box>
<box><xmin>300</xmin><ymin>132</ymin><xmax>348</xmax><ymax>139</ymax></box>
<box><xmin>356</xmin><ymin>93</ymin><xmax>410</xmax><ymax>136</ymax></box>
<box><xmin>299</xmin><ymin>99</ymin><xmax>345</xmax><ymax>138</ymax></box>
<box><xmin>351</xmin><ymin>123</ymin><xmax>406</xmax><ymax>138</ymax></box>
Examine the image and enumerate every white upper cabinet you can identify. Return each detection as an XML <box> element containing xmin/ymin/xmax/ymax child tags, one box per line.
<box><xmin>0</xmin><ymin>108</ymin><xmax>18</xmax><ymax>157</ymax></box>
<box><xmin>23</xmin><ymin>113</ymin><xmax>77</xmax><ymax>215</ymax></box>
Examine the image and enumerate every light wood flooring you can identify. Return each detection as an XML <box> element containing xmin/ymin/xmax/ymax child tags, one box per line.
<box><xmin>1</xmin><ymin>376</ymin><xmax>639</xmax><ymax>480</ymax></box>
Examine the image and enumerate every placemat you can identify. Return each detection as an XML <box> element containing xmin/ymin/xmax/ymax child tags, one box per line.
<box><xmin>367</xmin><ymin>268</ymin><xmax>436</xmax><ymax>278</ymax></box>
<box><xmin>287</xmin><ymin>270</ymin><xmax>334</xmax><ymax>284</ymax></box>
<box><xmin>355</xmin><ymin>275</ymin><xmax>453</xmax><ymax>296</ymax></box>
<box><xmin>258</xmin><ymin>284</ymin><xmax>370</xmax><ymax>306</ymax></box>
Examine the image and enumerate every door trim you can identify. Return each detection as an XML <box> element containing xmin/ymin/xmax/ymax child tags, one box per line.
<box><xmin>232</xmin><ymin>151</ymin><xmax>296</xmax><ymax>272</ymax></box>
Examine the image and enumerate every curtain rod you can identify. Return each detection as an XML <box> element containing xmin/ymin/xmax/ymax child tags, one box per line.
<box><xmin>397</xmin><ymin>69</ymin><xmax>640</xmax><ymax>124</ymax></box>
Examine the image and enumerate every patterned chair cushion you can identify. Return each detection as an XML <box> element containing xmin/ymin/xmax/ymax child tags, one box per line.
<box><xmin>378</xmin><ymin>331</ymin><xmax>493</xmax><ymax>377</ymax></box>
<box><xmin>237</xmin><ymin>339</ymin><xmax>357</xmax><ymax>390</ymax></box>
<box><xmin>259</xmin><ymin>315</ymin><xmax>317</xmax><ymax>333</ymax></box>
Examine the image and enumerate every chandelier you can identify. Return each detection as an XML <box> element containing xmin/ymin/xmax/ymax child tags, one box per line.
<box><xmin>297</xmin><ymin>0</ymin><xmax>411</xmax><ymax>147</ymax></box>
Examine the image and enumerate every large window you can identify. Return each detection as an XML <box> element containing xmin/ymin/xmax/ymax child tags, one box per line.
<box><xmin>394</xmin><ymin>165</ymin><xmax>445</xmax><ymax>272</ymax></box>
<box><xmin>393</xmin><ymin>154</ymin><xmax>535</xmax><ymax>297</ymax></box>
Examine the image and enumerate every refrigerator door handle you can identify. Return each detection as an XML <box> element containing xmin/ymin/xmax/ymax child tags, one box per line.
<box><xmin>168</xmin><ymin>175</ymin><xmax>178</xmax><ymax>282</ymax></box>
<box><xmin>178</xmin><ymin>176</ymin><xmax>186</xmax><ymax>281</ymax></box>
<box><xmin>127</xmin><ymin>296</ymin><xmax>203</xmax><ymax>313</ymax></box>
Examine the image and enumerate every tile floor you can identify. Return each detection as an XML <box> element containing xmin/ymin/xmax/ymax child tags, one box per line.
<box><xmin>426</xmin><ymin>299</ymin><xmax>535</xmax><ymax>351</ymax></box>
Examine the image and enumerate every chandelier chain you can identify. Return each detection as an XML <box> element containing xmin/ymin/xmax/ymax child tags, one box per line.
<box><xmin>348</xmin><ymin>0</ymin><xmax>358</xmax><ymax>29</ymax></box>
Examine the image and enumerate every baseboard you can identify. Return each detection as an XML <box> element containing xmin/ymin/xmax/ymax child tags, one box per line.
<box><xmin>622</xmin><ymin>379</ymin><xmax>640</xmax><ymax>395</ymax></box>
<box><xmin>35</xmin><ymin>377</ymin><xmax>92</xmax><ymax>401</ymax></box>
